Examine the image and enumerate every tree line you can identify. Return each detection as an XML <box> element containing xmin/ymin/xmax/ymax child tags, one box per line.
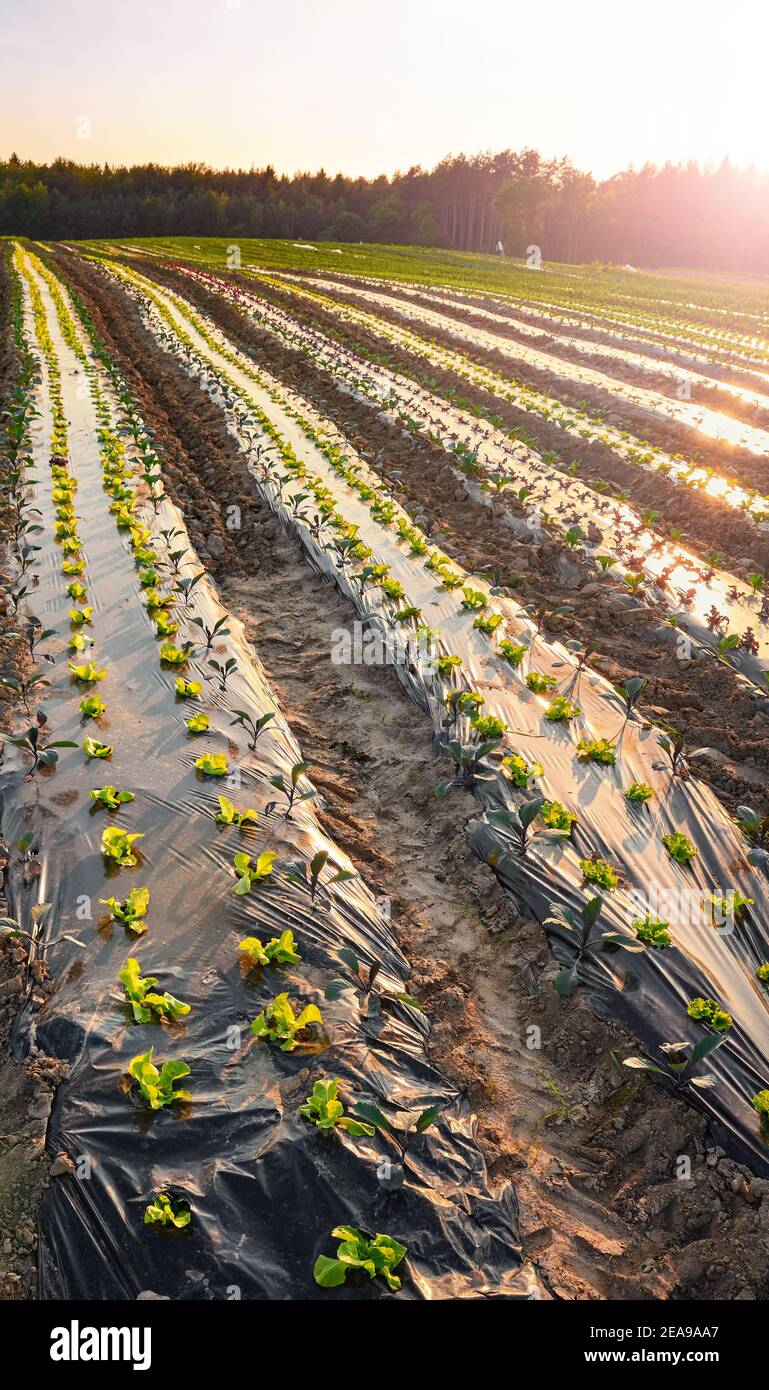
<box><xmin>2</xmin><ymin>148</ymin><xmax>768</xmax><ymax>272</ymax></box>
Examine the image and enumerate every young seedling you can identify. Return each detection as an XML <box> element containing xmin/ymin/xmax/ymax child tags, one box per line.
<box><xmin>119</xmin><ymin>957</ymin><xmax>190</xmax><ymax>1024</ymax></box>
<box><xmin>623</xmin><ymin>1035</ymin><xmax>724</xmax><ymax>1094</ymax></box>
<box><xmin>159</xmin><ymin>642</ymin><xmax>191</xmax><ymax>666</ymax></box>
<box><xmin>736</xmin><ymin>806</ymin><xmax>769</xmax><ymax>873</ymax></box>
<box><xmin>251</xmin><ymin>992</ymin><xmax>323</xmax><ymax>1051</ymax></box>
<box><xmin>80</xmin><ymin>695</ymin><xmax>106</xmax><ymax>719</ymax></box>
<box><xmin>175</xmin><ymin>677</ymin><xmax>202</xmax><ymax>699</ymax></box>
<box><xmin>190</xmin><ymin>615</ymin><xmax>230</xmax><ymax>651</ymax></box>
<box><xmin>265</xmin><ymin>762</ymin><xmax>315</xmax><ymax>819</ymax></box>
<box><xmin>625</xmin><ymin>781</ymin><xmax>653</xmax><ymax>806</ymax></box>
<box><xmin>9</xmin><ymin>718</ymin><xmax>76</xmax><ymax>772</ymax></box>
<box><xmin>484</xmin><ymin>796</ymin><xmax>566</xmax><ymax>858</ymax></box>
<box><xmin>208</xmin><ymin>656</ymin><xmax>238</xmax><ymax>692</ymax></box>
<box><xmin>229</xmin><ymin>708</ymin><xmax>275</xmax><ymax>751</ymax></box>
<box><xmin>89</xmin><ymin>785</ymin><xmax>134</xmax><ymax>810</ymax></box>
<box><xmin>231</xmin><ymin>850</ymin><xmax>276</xmax><ymax>894</ymax></box>
<box><xmin>545</xmin><ymin>695</ymin><xmax>580</xmax><ymax>723</ymax></box>
<box><xmin>185</xmin><ymin>713</ymin><xmax>209</xmax><ymax>734</ymax></box>
<box><xmin>0</xmin><ymin>901</ymin><xmax>84</xmax><ymax>953</ymax></box>
<box><xmin>143</xmin><ymin>1193</ymin><xmax>191</xmax><ymax>1229</ymax></box>
<box><xmin>127</xmin><ymin>1048</ymin><xmax>191</xmax><ymax>1110</ymax></box>
<box><xmin>662</xmin><ymin>831</ymin><xmax>697</xmax><ymax>867</ymax></box>
<box><xmin>0</xmin><ymin>671</ymin><xmax>50</xmax><ymax>714</ymax></box>
<box><xmin>68</xmin><ymin>661</ymin><xmax>106</xmax><ymax>684</ymax></box>
<box><xmin>239</xmin><ymin>929</ymin><xmax>300</xmax><ymax>968</ymax></box>
<box><xmin>576</xmin><ymin>738</ymin><xmax>617</xmax><ymax>766</ymax></box>
<box><xmin>285</xmin><ymin>850</ymin><xmax>355</xmax><ymax>903</ymax></box>
<box><xmin>435</xmin><ymin>738</ymin><xmax>500</xmax><ymax>798</ymax></box>
<box><xmin>753</xmin><ymin>1091</ymin><xmax>769</xmax><ymax>1139</ymax></box>
<box><xmin>314</xmin><ymin>1227</ymin><xmax>407</xmax><ymax>1292</ymax></box>
<box><xmin>324</xmin><ymin>946</ymin><xmax>420</xmax><ymax>1017</ymax></box>
<box><xmin>632</xmin><ymin>914</ymin><xmax>671</xmax><ymax>948</ymax></box>
<box><xmin>100</xmin><ymin>886</ymin><xmax>150</xmax><ymax>934</ymax></box>
<box><xmin>194</xmin><ymin>752</ymin><xmax>228</xmax><ymax>777</ymax></box>
<box><xmin>347</xmin><ymin>1099</ymin><xmax>441</xmax><ymax>1168</ymax></box>
<box><xmin>174</xmin><ymin>571</ymin><xmax>206</xmax><ymax>608</ymax></box>
<box><xmin>215</xmin><ymin>795</ymin><xmax>258</xmax><ymax>829</ymax></box>
<box><xmin>501</xmin><ymin>754</ymin><xmax>543</xmax><ymax>789</ymax></box>
<box><xmin>83</xmin><ymin>736</ymin><xmax>113</xmax><ymax>760</ymax></box>
<box><xmin>687</xmin><ymin>997</ymin><xmax>733</xmax><ymax>1033</ymax></box>
<box><xmin>545</xmin><ymin>895</ymin><xmax>639</xmax><ymax>995</ymax></box>
<box><xmin>580</xmin><ymin>855</ymin><xmax>619</xmax><ymax>891</ymax></box>
<box><xmin>526</xmin><ymin>672</ymin><xmax>557</xmax><ymax>694</ymax></box>
<box><xmin>541</xmin><ymin>800</ymin><xmax>577</xmax><ymax>833</ymax></box>
<box><xmin>613</xmin><ymin>676</ymin><xmax>647</xmax><ymax>734</ymax></box>
<box><xmin>300</xmin><ymin>1079</ymin><xmax>376</xmax><ymax>1135</ymax></box>
<box><xmin>101</xmin><ymin>826</ymin><xmax>143</xmax><ymax>867</ymax></box>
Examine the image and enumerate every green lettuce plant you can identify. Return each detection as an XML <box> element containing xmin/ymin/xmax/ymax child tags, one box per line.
<box><xmin>83</xmin><ymin>736</ymin><xmax>112</xmax><ymax>760</ymax></box>
<box><xmin>251</xmin><ymin>992</ymin><xmax>323</xmax><ymax>1051</ymax></box>
<box><xmin>232</xmin><ymin>850</ymin><xmax>276</xmax><ymax>894</ymax></box>
<box><xmin>68</xmin><ymin>661</ymin><xmax>106</xmax><ymax>683</ymax></box>
<box><xmin>239</xmin><ymin>929</ymin><xmax>300</xmax><ymax>968</ymax></box>
<box><xmin>79</xmin><ymin>695</ymin><xmax>106</xmax><ymax>719</ymax></box>
<box><xmin>143</xmin><ymin>1193</ymin><xmax>191</xmax><ymax>1229</ymax></box>
<box><xmin>100</xmin><ymin>886</ymin><xmax>150</xmax><ymax>934</ymax></box>
<box><xmin>545</xmin><ymin>695</ymin><xmax>580</xmax><ymax>722</ymax></box>
<box><xmin>662</xmin><ymin>831</ymin><xmax>697</xmax><ymax>867</ymax></box>
<box><xmin>119</xmin><ymin>957</ymin><xmax>190</xmax><ymax>1023</ymax></box>
<box><xmin>175</xmin><ymin>677</ymin><xmax>202</xmax><ymax>698</ymax></box>
<box><xmin>576</xmin><ymin>738</ymin><xmax>616</xmax><ymax>766</ymax></box>
<box><xmin>300</xmin><ymin>1079</ymin><xmax>375</xmax><ymax>1135</ymax></box>
<box><xmin>185</xmin><ymin>713</ymin><xmax>209</xmax><ymax>734</ymax></box>
<box><xmin>215</xmin><ymin>795</ymin><xmax>258</xmax><ymax>828</ymax></box>
<box><xmin>314</xmin><ymin>1227</ymin><xmax>407</xmax><ymax>1291</ymax></box>
<box><xmin>687</xmin><ymin>997</ymin><xmax>733</xmax><ymax>1033</ymax></box>
<box><xmin>89</xmin><ymin>784</ymin><xmax>134</xmax><ymax>810</ymax></box>
<box><xmin>625</xmin><ymin>781</ymin><xmax>653</xmax><ymax>805</ymax></box>
<box><xmin>632</xmin><ymin>914</ymin><xmax>671</xmax><ymax>948</ymax></box>
<box><xmin>101</xmin><ymin>826</ymin><xmax>143</xmax><ymax>866</ymax></box>
<box><xmin>195</xmin><ymin>752</ymin><xmax>228</xmax><ymax>776</ymax></box>
<box><xmin>526</xmin><ymin>672</ymin><xmax>556</xmax><ymax>694</ymax></box>
<box><xmin>580</xmin><ymin>855</ymin><xmax>619</xmax><ymax>890</ymax></box>
<box><xmin>128</xmin><ymin>1048</ymin><xmax>191</xmax><ymax>1110</ymax></box>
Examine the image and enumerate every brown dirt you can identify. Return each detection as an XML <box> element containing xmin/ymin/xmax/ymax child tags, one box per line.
<box><xmin>88</xmin><ymin>251</ymin><xmax>769</xmax><ymax>817</ymax></box>
<box><xmin>37</xmin><ymin>244</ymin><xmax>769</xmax><ymax>1301</ymax></box>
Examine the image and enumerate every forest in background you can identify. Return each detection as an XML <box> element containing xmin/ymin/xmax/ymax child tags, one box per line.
<box><xmin>3</xmin><ymin>147</ymin><xmax>768</xmax><ymax>273</ymax></box>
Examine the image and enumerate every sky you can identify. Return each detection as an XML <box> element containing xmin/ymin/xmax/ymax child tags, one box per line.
<box><xmin>1</xmin><ymin>0</ymin><xmax>768</xmax><ymax>180</ymax></box>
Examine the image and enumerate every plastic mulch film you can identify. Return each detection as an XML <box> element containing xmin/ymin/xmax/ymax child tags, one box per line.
<box><xmin>103</xmin><ymin>258</ymin><xmax>769</xmax><ymax>1174</ymax></box>
<box><xmin>2</xmin><ymin>250</ymin><xmax>545</xmax><ymax>1301</ymax></box>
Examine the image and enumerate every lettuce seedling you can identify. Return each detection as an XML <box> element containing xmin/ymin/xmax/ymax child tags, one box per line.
<box><xmin>687</xmin><ymin>997</ymin><xmax>733</xmax><ymax>1033</ymax></box>
<box><xmin>526</xmin><ymin>672</ymin><xmax>557</xmax><ymax>694</ymax></box>
<box><xmin>194</xmin><ymin>752</ymin><xmax>228</xmax><ymax>776</ymax></box>
<box><xmin>229</xmin><ymin>708</ymin><xmax>276</xmax><ymax>750</ymax></box>
<box><xmin>266</xmin><ymin>762</ymin><xmax>315</xmax><ymax>819</ymax></box>
<box><xmin>175</xmin><ymin>677</ymin><xmax>202</xmax><ymax>699</ymax></box>
<box><xmin>541</xmin><ymin>800</ymin><xmax>577</xmax><ymax>833</ymax></box>
<box><xmin>473</xmin><ymin>612</ymin><xmax>503</xmax><ymax>636</ymax></box>
<box><xmin>461</xmin><ymin>587</ymin><xmax>487</xmax><ymax>611</ymax></box>
<box><xmin>154</xmin><ymin>612</ymin><xmax>178</xmax><ymax>638</ymax></box>
<box><xmin>119</xmin><ymin>957</ymin><xmax>190</xmax><ymax>1024</ymax></box>
<box><xmin>435</xmin><ymin>654</ymin><xmax>462</xmax><ymax>678</ymax></box>
<box><xmin>545</xmin><ymin>695</ymin><xmax>580</xmax><ymax>722</ymax></box>
<box><xmin>300</xmin><ymin>1079</ymin><xmax>375</xmax><ymax>1135</ymax></box>
<box><xmin>662</xmin><ymin>831</ymin><xmax>697</xmax><ymax>867</ymax></box>
<box><xmin>215</xmin><ymin>795</ymin><xmax>258</xmax><ymax>828</ymax></box>
<box><xmin>625</xmin><ymin>781</ymin><xmax>653</xmax><ymax>805</ymax></box>
<box><xmin>580</xmin><ymin>856</ymin><xmax>619</xmax><ymax>891</ymax></box>
<box><xmin>101</xmin><ymin>826</ymin><xmax>143</xmax><ymax>866</ymax></box>
<box><xmin>632</xmin><ymin>915</ymin><xmax>671</xmax><ymax>948</ymax></box>
<box><xmin>232</xmin><ymin>850</ymin><xmax>276</xmax><ymax>894</ymax></box>
<box><xmin>239</xmin><ymin>929</ymin><xmax>300</xmax><ymax>968</ymax></box>
<box><xmin>69</xmin><ymin>661</ymin><xmax>106</xmax><ymax>684</ymax></box>
<box><xmin>127</xmin><ymin>1048</ymin><xmax>191</xmax><ymax>1110</ymax></box>
<box><xmin>68</xmin><ymin>632</ymin><xmax>92</xmax><ymax>653</ymax></box>
<box><xmin>100</xmin><ymin>884</ymin><xmax>150</xmax><ymax>934</ymax></box>
<box><xmin>251</xmin><ymin>992</ymin><xmax>323</xmax><ymax>1051</ymax></box>
<box><xmin>756</xmin><ymin>963</ymin><xmax>769</xmax><ymax>987</ymax></box>
<box><xmin>314</xmin><ymin>1227</ymin><xmax>407</xmax><ymax>1292</ymax></box>
<box><xmin>502</xmin><ymin>754</ymin><xmax>544</xmax><ymax>789</ymax></box>
<box><xmin>67</xmin><ymin>581</ymin><xmax>87</xmax><ymax>601</ymax></box>
<box><xmin>159</xmin><ymin>642</ymin><xmax>188</xmax><ymax>666</ymax></box>
<box><xmin>576</xmin><ymin>738</ymin><xmax>617</xmax><ymax>766</ymax></box>
<box><xmin>83</xmin><ymin>736</ymin><xmax>112</xmax><ymax>760</ymax></box>
<box><xmin>185</xmin><ymin>713</ymin><xmax>209</xmax><ymax>734</ymax></box>
<box><xmin>68</xmin><ymin>606</ymin><xmax>92</xmax><ymax>627</ymax></box>
<box><xmin>143</xmin><ymin>1193</ymin><xmax>191</xmax><ymax>1229</ymax></box>
<box><xmin>471</xmin><ymin>714</ymin><xmax>506</xmax><ymax>740</ymax></box>
<box><xmin>753</xmin><ymin>1090</ymin><xmax>769</xmax><ymax>1136</ymax></box>
<box><xmin>498</xmin><ymin>640</ymin><xmax>528</xmax><ymax>668</ymax></box>
<box><xmin>90</xmin><ymin>784</ymin><xmax>134</xmax><ymax>810</ymax></box>
<box><xmin>79</xmin><ymin>695</ymin><xmax>106</xmax><ymax>719</ymax></box>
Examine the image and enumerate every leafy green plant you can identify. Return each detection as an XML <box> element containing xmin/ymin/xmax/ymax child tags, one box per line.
<box><xmin>324</xmin><ymin>946</ymin><xmax>420</xmax><ymax>1016</ymax></box>
<box><xmin>687</xmin><ymin>997</ymin><xmax>732</xmax><ymax>1033</ymax></box>
<box><xmin>435</xmin><ymin>654</ymin><xmax>462</xmax><ymax>678</ymax></box>
<box><xmin>194</xmin><ymin>752</ymin><xmax>228</xmax><ymax>776</ymax></box>
<box><xmin>159</xmin><ymin>642</ymin><xmax>188</xmax><ymax>666</ymax></box>
<box><xmin>251</xmin><ymin>992</ymin><xmax>323</xmax><ymax>1051</ymax></box>
<box><xmin>185</xmin><ymin>713</ymin><xmax>209</xmax><ymax>734</ymax></box>
<box><xmin>541</xmin><ymin>800</ymin><xmax>577</xmax><ymax>833</ymax></box>
<box><xmin>119</xmin><ymin>957</ymin><xmax>190</xmax><ymax>1023</ymax></box>
<box><xmin>175</xmin><ymin>677</ymin><xmax>202</xmax><ymax>699</ymax></box>
<box><xmin>215</xmin><ymin>795</ymin><xmax>258</xmax><ymax>828</ymax></box>
<box><xmin>229</xmin><ymin>708</ymin><xmax>276</xmax><ymax>750</ymax></box>
<box><xmin>89</xmin><ymin>784</ymin><xmax>134</xmax><ymax>810</ymax></box>
<box><xmin>232</xmin><ymin>850</ymin><xmax>276</xmax><ymax>894</ymax></box>
<box><xmin>9</xmin><ymin>719</ymin><xmax>76</xmax><ymax>771</ymax></box>
<box><xmin>632</xmin><ymin>915</ymin><xmax>671</xmax><ymax>948</ymax></box>
<box><xmin>143</xmin><ymin>1192</ymin><xmax>191</xmax><ymax>1229</ymax></box>
<box><xmin>544</xmin><ymin>895</ymin><xmax>628</xmax><ymax>995</ymax></box>
<box><xmin>208</xmin><ymin>656</ymin><xmax>238</xmax><ymax>692</ymax></box>
<box><xmin>473</xmin><ymin>612</ymin><xmax>503</xmax><ymax>636</ymax></box>
<box><xmin>68</xmin><ymin>661</ymin><xmax>106</xmax><ymax>683</ymax></box>
<box><xmin>545</xmin><ymin>695</ymin><xmax>580</xmax><ymax>723</ymax></box>
<box><xmin>484</xmin><ymin>796</ymin><xmax>567</xmax><ymax>857</ymax></box>
<box><xmin>498</xmin><ymin>640</ymin><xmax>528</xmax><ymax>668</ymax></box>
<box><xmin>736</xmin><ymin>806</ymin><xmax>769</xmax><ymax>872</ymax></box>
<box><xmin>239</xmin><ymin>929</ymin><xmax>300</xmax><ymax>968</ymax></box>
<box><xmin>526</xmin><ymin>672</ymin><xmax>556</xmax><ymax>694</ymax></box>
<box><xmin>100</xmin><ymin>886</ymin><xmax>150</xmax><ymax>934</ymax></box>
<box><xmin>190</xmin><ymin>615</ymin><xmax>230</xmax><ymax>650</ymax></box>
<box><xmin>83</xmin><ymin>736</ymin><xmax>112</xmax><ymax>760</ymax></box>
<box><xmin>266</xmin><ymin>762</ymin><xmax>315</xmax><ymax>818</ymax></box>
<box><xmin>285</xmin><ymin>850</ymin><xmax>355</xmax><ymax>903</ymax></box>
<box><xmin>300</xmin><ymin>1079</ymin><xmax>375</xmax><ymax>1135</ymax></box>
<box><xmin>127</xmin><ymin>1048</ymin><xmax>191</xmax><ymax>1110</ymax></box>
<box><xmin>625</xmin><ymin>781</ymin><xmax>653</xmax><ymax>805</ymax></box>
<box><xmin>347</xmin><ymin>1100</ymin><xmax>441</xmax><ymax>1161</ymax></box>
<box><xmin>101</xmin><ymin>826</ymin><xmax>143</xmax><ymax>866</ymax></box>
<box><xmin>314</xmin><ymin>1227</ymin><xmax>407</xmax><ymax>1292</ymax></box>
<box><xmin>756</xmin><ymin>963</ymin><xmax>769</xmax><ymax>988</ymax></box>
<box><xmin>79</xmin><ymin>695</ymin><xmax>106</xmax><ymax>719</ymax></box>
<box><xmin>501</xmin><ymin>753</ymin><xmax>543</xmax><ymax>789</ymax></box>
<box><xmin>623</xmin><ymin>1036</ymin><xmax>723</xmax><ymax>1093</ymax></box>
<box><xmin>576</xmin><ymin>738</ymin><xmax>616</xmax><ymax>766</ymax></box>
<box><xmin>471</xmin><ymin>714</ymin><xmax>506</xmax><ymax>740</ymax></box>
<box><xmin>753</xmin><ymin>1090</ymin><xmax>769</xmax><ymax>1137</ymax></box>
<box><xmin>580</xmin><ymin>856</ymin><xmax>619</xmax><ymax>891</ymax></box>
<box><xmin>662</xmin><ymin>831</ymin><xmax>697</xmax><ymax>867</ymax></box>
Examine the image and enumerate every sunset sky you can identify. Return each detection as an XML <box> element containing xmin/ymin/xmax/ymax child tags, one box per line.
<box><xmin>1</xmin><ymin>0</ymin><xmax>767</xmax><ymax>179</ymax></box>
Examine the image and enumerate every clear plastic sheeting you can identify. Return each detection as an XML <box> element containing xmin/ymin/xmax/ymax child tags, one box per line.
<box><xmin>108</xmin><ymin>261</ymin><xmax>769</xmax><ymax>1174</ymax></box>
<box><xmin>2</xmin><ymin>253</ymin><xmax>544</xmax><ymax>1301</ymax></box>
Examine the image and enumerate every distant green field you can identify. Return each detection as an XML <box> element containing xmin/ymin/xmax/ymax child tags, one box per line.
<box><xmin>73</xmin><ymin>235</ymin><xmax>769</xmax><ymax>328</ymax></box>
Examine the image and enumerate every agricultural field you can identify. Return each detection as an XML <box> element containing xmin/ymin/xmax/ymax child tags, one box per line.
<box><xmin>3</xmin><ymin>233</ymin><xmax>769</xmax><ymax>1304</ymax></box>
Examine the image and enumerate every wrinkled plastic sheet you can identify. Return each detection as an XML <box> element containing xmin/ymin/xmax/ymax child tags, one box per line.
<box><xmin>2</xmin><ymin>256</ymin><xmax>544</xmax><ymax>1300</ymax></box>
<box><xmin>113</xmin><ymin>263</ymin><xmax>769</xmax><ymax>1176</ymax></box>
